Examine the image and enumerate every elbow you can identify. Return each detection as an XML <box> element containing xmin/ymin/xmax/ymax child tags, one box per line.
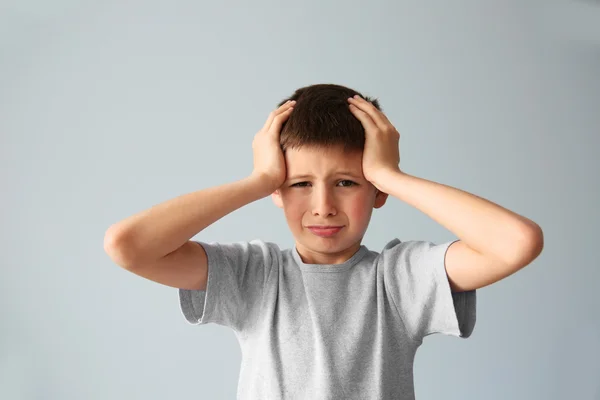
<box><xmin>527</xmin><ymin>222</ymin><xmax>544</xmax><ymax>257</ymax></box>
<box><xmin>514</xmin><ymin>222</ymin><xmax>544</xmax><ymax>267</ymax></box>
<box><xmin>104</xmin><ymin>226</ymin><xmax>137</xmax><ymax>269</ymax></box>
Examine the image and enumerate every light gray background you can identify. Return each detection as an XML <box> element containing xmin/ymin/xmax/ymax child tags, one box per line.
<box><xmin>2</xmin><ymin>1</ymin><xmax>599</xmax><ymax>399</ymax></box>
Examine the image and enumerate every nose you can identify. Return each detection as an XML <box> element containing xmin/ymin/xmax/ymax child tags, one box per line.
<box><xmin>311</xmin><ymin>186</ymin><xmax>337</xmax><ymax>217</ymax></box>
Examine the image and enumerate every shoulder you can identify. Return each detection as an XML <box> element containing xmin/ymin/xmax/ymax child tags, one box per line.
<box><xmin>200</xmin><ymin>238</ymin><xmax>282</xmax><ymax>252</ymax></box>
<box><xmin>377</xmin><ymin>238</ymin><xmax>417</xmax><ymax>260</ymax></box>
<box><xmin>379</xmin><ymin>238</ymin><xmax>448</xmax><ymax>255</ymax></box>
<box><xmin>377</xmin><ymin>238</ymin><xmax>455</xmax><ymax>271</ymax></box>
<box><xmin>196</xmin><ymin>238</ymin><xmax>284</xmax><ymax>266</ymax></box>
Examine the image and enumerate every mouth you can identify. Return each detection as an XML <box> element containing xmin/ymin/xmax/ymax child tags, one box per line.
<box><xmin>306</xmin><ymin>226</ymin><xmax>344</xmax><ymax>237</ymax></box>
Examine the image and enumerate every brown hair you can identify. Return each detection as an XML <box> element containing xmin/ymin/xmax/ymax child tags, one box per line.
<box><xmin>276</xmin><ymin>83</ymin><xmax>381</xmax><ymax>153</ymax></box>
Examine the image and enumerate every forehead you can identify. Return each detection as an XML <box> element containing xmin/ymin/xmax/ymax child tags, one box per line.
<box><xmin>284</xmin><ymin>146</ymin><xmax>364</xmax><ymax>178</ymax></box>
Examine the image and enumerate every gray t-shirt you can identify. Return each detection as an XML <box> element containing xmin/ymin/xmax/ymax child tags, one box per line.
<box><xmin>179</xmin><ymin>238</ymin><xmax>476</xmax><ymax>400</ymax></box>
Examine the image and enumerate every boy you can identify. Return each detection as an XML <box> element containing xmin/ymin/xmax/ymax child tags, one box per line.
<box><xmin>104</xmin><ymin>83</ymin><xmax>544</xmax><ymax>399</ymax></box>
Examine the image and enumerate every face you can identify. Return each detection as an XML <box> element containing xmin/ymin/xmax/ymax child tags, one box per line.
<box><xmin>272</xmin><ymin>145</ymin><xmax>388</xmax><ymax>265</ymax></box>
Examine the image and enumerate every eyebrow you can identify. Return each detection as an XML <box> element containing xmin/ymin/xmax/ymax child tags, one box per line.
<box><xmin>287</xmin><ymin>172</ymin><xmax>361</xmax><ymax>180</ymax></box>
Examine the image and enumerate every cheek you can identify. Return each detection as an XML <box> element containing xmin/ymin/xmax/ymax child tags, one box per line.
<box><xmin>347</xmin><ymin>204</ymin><xmax>369</xmax><ymax>222</ymax></box>
<box><xmin>281</xmin><ymin>194</ymin><xmax>306</xmax><ymax>220</ymax></box>
<box><xmin>345</xmin><ymin>193</ymin><xmax>374</xmax><ymax>222</ymax></box>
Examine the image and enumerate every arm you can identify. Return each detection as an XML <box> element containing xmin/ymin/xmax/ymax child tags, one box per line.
<box><xmin>103</xmin><ymin>174</ymin><xmax>272</xmax><ymax>267</ymax></box>
<box><xmin>373</xmin><ymin>169</ymin><xmax>544</xmax><ymax>291</ymax></box>
<box><xmin>347</xmin><ymin>95</ymin><xmax>544</xmax><ymax>292</ymax></box>
<box><xmin>104</xmin><ymin>99</ymin><xmax>296</xmax><ymax>278</ymax></box>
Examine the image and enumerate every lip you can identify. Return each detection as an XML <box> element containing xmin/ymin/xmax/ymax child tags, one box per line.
<box><xmin>307</xmin><ymin>226</ymin><xmax>344</xmax><ymax>237</ymax></box>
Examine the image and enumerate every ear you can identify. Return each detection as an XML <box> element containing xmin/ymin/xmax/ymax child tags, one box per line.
<box><xmin>373</xmin><ymin>189</ymin><xmax>389</xmax><ymax>209</ymax></box>
<box><xmin>271</xmin><ymin>189</ymin><xmax>284</xmax><ymax>208</ymax></box>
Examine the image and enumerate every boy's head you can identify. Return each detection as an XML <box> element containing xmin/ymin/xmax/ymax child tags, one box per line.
<box><xmin>271</xmin><ymin>83</ymin><xmax>389</xmax><ymax>264</ymax></box>
<box><xmin>276</xmin><ymin>83</ymin><xmax>381</xmax><ymax>153</ymax></box>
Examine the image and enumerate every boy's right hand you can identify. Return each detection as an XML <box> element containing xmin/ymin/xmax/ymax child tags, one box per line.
<box><xmin>251</xmin><ymin>100</ymin><xmax>295</xmax><ymax>192</ymax></box>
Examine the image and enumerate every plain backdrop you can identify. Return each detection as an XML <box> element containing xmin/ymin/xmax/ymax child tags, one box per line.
<box><xmin>2</xmin><ymin>1</ymin><xmax>599</xmax><ymax>399</ymax></box>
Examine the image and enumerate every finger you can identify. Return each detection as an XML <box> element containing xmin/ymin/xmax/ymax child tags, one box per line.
<box><xmin>348</xmin><ymin>96</ymin><xmax>389</xmax><ymax>128</ymax></box>
<box><xmin>348</xmin><ymin>96</ymin><xmax>389</xmax><ymax>130</ymax></box>
<box><xmin>349</xmin><ymin>103</ymin><xmax>378</xmax><ymax>133</ymax></box>
<box><xmin>262</xmin><ymin>100</ymin><xmax>296</xmax><ymax>131</ymax></box>
<box><xmin>268</xmin><ymin>106</ymin><xmax>294</xmax><ymax>136</ymax></box>
<box><xmin>262</xmin><ymin>101</ymin><xmax>293</xmax><ymax>131</ymax></box>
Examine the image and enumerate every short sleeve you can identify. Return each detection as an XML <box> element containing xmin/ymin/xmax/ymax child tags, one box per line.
<box><xmin>178</xmin><ymin>239</ymin><xmax>278</xmax><ymax>334</ymax></box>
<box><xmin>382</xmin><ymin>239</ymin><xmax>476</xmax><ymax>343</ymax></box>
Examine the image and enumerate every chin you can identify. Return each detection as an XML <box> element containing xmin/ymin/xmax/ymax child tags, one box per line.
<box><xmin>304</xmin><ymin>235</ymin><xmax>352</xmax><ymax>252</ymax></box>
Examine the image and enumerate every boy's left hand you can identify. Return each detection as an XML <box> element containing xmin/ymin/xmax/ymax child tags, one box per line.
<box><xmin>348</xmin><ymin>95</ymin><xmax>402</xmax><ymax>186</ymax></box>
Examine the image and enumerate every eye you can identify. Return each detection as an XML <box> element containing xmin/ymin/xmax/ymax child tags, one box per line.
<box><xmin>338</xmin><ymin>180</ymin><xmax>357</xmax><ymax>187</ymax></box>
<box><xmin>291</xmin><ymin>181</ymin><xmax>310</xmax><ymax>187</ymax></box>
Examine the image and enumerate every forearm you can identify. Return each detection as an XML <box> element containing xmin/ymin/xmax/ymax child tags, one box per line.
<box><xmin>373</xmin><ymin>169</ymin><xmax>543</xmax><ymax>266</ymax></box>
<box><xmin>104</xmin><ymin>174</ymin><xmax>272</xmax><ymax>264</ymax></box>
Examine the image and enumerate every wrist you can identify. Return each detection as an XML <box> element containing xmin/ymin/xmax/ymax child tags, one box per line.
<box><xmin>247</xmin><ymin>173</ymin><xmax>280</xmax><ymax>197</ymax></box>
<box><xmin>370</xmin><ymin>168</ymin><xmax>406</xmax><ymax>192</ymax></box>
